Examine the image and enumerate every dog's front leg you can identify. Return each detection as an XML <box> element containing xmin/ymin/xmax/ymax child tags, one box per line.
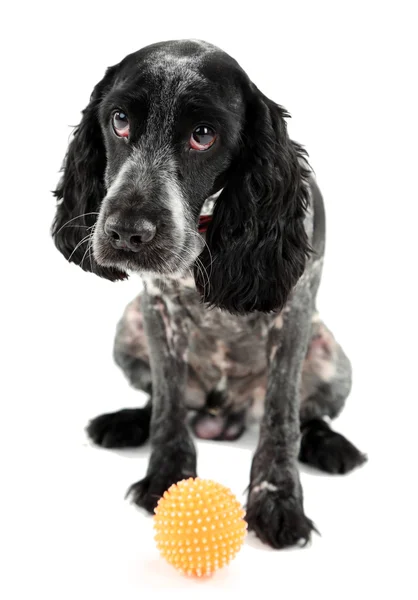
<box><xmin>246</xmin><ymin>282</ymin><xmax>315</xmax><ymax>548</ymax></box>
<box><xmin>127</xmin><ymin>283</ymin><xmax>197</xmax><ymax>513</ymax></box>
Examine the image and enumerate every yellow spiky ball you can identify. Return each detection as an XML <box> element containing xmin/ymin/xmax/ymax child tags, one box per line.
<box><xmin>153</xmin><ymin>478</ymin><xmax>247</xmax><ymax>577</ymax></box>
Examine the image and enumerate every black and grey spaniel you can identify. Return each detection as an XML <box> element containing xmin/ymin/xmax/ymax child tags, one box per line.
<box><xmin>52</xmin><ymin>39</ymin><xmax>366</xmax><ymax>549</ymax></box>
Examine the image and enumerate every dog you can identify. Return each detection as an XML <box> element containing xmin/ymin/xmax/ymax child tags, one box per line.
<box><xmin>52</xmin><ymin>39</ymin><xmax>366</xmax><ymax>549</ymax></box>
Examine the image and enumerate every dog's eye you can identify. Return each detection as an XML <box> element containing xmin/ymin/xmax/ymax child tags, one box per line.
<box><xmin>112</xmin><ymin>111</ymin><xmax>130</xmax><ymax>138</ymax></box>
<box><xmin>190</xmin><ymin>125</ymin><xmax>216</xmax><ymax>151</ymax></box>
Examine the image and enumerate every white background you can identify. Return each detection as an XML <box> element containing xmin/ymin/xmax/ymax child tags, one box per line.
<box><xmin>1</xmin><ymin>1</ymin><xmax>417</xmax><ymax>598</ymax></box>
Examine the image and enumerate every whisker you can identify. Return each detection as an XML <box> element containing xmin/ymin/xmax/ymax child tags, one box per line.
<box><xmin>182</xmin><ymin>227</ymin><xmax>215</xmax><ymax>284</ymax></box>
<box><xmin>195</xmin><ymin>255</ymin><xmax>210</xmax><ymax>294</ymax></box>
<box><xmin>185</xmin><ymin>227</ymin><xmax>215</xmax><ymax>271</ymax></box>
<box><xmin>84</xmin><ymin>222</ymin><xmax>97</xmax><ymax>271</ymax></box>
<box><xmin>165</xmin><ymin>246</ymin><xmax>212</xmax><ymax>293</ymax></box>
<box><xmin>81</xmin><ymin>233</ymin><xmax>94</xmax><ymax>270</ymax></box>
<box><xmin>54</xmin><ymin>212</ymin><xmax>100</xmax><ymax>236</ymax></box>
<box><xmin>61</xmin><ymin>225</ymin><xmax>94</xmax><ymax>230</ymax></box>
<box><xmin>88</xmin><ymin>239</ymin><xmax>95</xmax><ymax>272</ymax></box>
<box><xmin>168</xmin><ymin>247</ymin><xmax>196</xmax><ymax>273</ymax></box>
<box><xmin>68</xmin><ymin>234</ymin><xmax>91</xmax><ymax>262</ymax></box>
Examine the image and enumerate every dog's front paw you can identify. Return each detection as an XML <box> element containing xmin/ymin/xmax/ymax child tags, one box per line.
<box><xmin>246</xmin><ymin>484</ymin><xmax>315</xmax><ymax>549</ymax></box>
<box><xmin>127</xmin><ymin>436</ymin><xmax>197</xmax><ymax>513</ymax></box>
<box><xmin>86</xmin><ymin>407</ymin><xmax>151</xmax><ymax>448</ymax></box>
<box><xmin>126</xmin><ymin>467</ymin><xmax>197</xmax><ymax>513</ymax></box>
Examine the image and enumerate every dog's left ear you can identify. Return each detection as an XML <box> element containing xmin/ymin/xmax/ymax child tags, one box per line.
<box><xmin>196</xmin><ymin>84</ymin><xmax>312</xmax><ymax>314</ymax></box>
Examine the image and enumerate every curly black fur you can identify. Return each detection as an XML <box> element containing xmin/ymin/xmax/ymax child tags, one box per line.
<box><xmin>51</xmin><ymin>66</ymin><xmax>126</xmax><ymax>281</ymax></box>
<box><xmin>195</xmin><ymin>85</ymin><xmax>312</xmax><ymax>314</ymax></box>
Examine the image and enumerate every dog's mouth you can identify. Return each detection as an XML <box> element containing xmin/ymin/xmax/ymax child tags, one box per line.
<box><xmin>93</xmin><ymin>215</ymin><xmax>210</xmax><ymax>277</ymax></box>
<box><xmin>92</xmin><ymin>188</ymin><xmax>218</xmax><ymax>278</ymax></box>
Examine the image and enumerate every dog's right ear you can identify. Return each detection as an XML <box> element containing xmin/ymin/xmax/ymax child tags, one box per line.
<box><xmin>51</xmin><ymin>65</ymin><xmax>127</xmax><ymax>281</ymax></box>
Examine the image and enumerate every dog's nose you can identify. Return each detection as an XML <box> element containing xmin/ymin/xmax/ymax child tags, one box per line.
<box><xmin>104</xmin><ymin>217</ymin><xmax>157</xmax><ymax>251</ymax></box>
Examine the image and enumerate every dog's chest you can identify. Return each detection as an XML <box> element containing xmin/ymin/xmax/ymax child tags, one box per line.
<box><xmin>168</xmin><ymin>278</ymin><xmax>271</xmax><ymax>378</ymax></box>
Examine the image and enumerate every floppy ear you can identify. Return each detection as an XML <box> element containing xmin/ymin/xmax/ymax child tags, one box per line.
<box><xmin>196</xmin><ymin>85</ymin><xmax>311</xmax><ymax>314</ymax></box>
<box><xmin>51</xmin><ymin>66</ymin><xmax>127</xmax><ymax>281</ymax></box>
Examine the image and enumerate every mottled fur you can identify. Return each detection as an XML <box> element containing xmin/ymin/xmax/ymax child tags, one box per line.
<box><xmin>52</xmin><ymin>40</ymin><xmax>366</xmax><ymax>549</ymax></box>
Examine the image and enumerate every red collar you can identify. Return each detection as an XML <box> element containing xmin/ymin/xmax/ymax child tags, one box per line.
<box><xmin>198</xmin><ymin>215</ymin><xmax>212</xmax><ymax>233</ymax></box>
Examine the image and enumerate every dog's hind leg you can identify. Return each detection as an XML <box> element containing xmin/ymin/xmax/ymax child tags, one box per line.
<box><xmin>299</xmin><ymin>318</ymin><xmax>367</xmax><ymax>473</ymax></box>
<box><xmin>86</xmin><ymin>294</ymin><xmax>153</xmax><ymax>448</ymax></box>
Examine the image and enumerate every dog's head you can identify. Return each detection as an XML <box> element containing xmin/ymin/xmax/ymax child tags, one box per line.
<box><xmin>52</xmin><ymin>40</ymin><xmax>311</xmax><ymax>313</ymax></box>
